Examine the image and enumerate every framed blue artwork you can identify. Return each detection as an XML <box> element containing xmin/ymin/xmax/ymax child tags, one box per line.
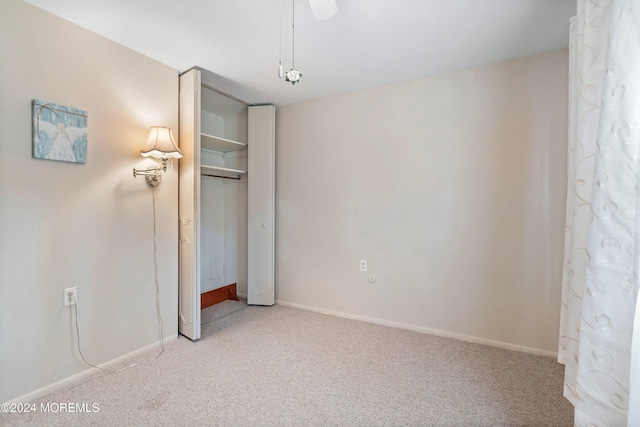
<box><xmin>32</xmin><ymin>99</ymin><xmax>88</xmax><ymax>164</ymax></box>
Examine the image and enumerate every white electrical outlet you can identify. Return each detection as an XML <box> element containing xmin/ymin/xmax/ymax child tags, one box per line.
<box><xmin>64</xmin><ymin>287</ymin><xmax>77</xmax><ymax>306</ymax></box>
<box><xmin>360</xmin><ymin>260</ymin><xmax>367</xmax><ymax>272</ymax></box>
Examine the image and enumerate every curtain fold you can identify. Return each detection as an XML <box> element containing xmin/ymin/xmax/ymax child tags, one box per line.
<box><xmin>559</xmin><ymin>1</ymin><xmax>640</xmax><ymax>426</ymax></box>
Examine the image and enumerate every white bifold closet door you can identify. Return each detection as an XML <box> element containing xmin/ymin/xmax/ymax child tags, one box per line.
<box><xmin>178</xmin><ymin>69</ymin><xmax>275</xmax><ymax>341</ymax></box>
<box><xmin>247</xmin><ymin>106</ymin><xmax>275</xmax><ymax>306</ymax></box>
<box><xmin>178</xmin><ymin>69</ymin><xmax>201</xmax><ymax>341</ymax></box>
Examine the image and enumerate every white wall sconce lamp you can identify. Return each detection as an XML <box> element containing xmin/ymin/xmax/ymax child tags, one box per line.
<box><xmin>133</xmin><ymin>126</ymin><xmax>183</xmax><ymax>186</ymax></box>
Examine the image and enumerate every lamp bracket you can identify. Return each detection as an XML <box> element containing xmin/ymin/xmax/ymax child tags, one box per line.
<box><xmin>133</xmin><ymin>159</ymin><xmax>169</xmax><ymax>187</ymax></box>
<box><xmin>145</xmin><ymin>173</ymin><xmax>161</xmax><ymax>187</ymax></box>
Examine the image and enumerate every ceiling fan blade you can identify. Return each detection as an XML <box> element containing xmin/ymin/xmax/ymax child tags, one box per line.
<box><xmin>308</xmin><ymin>0</ymin><xmax>337</xmax><ymax>20</ymax></box>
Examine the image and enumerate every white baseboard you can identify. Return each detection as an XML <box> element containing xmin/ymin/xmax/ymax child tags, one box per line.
<box><xmin>275</xmin><ymin>300</ymin><xmax>557</xmax><ymax>358</ymax></box>
<box><xmin>5</xmin><ymin>335</ymin><xmax>178</xmax><ymax>404</ymax></box>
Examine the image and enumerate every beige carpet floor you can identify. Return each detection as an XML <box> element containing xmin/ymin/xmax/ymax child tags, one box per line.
<box><xmin>1</xmin><ymin>305</ymin><xmax>573</xmax><ymax>426</ymax></box>
<box><xmin>201</xmin><ymin>299</ymin><xmax>248</xmax><ymax>326</ymax></box>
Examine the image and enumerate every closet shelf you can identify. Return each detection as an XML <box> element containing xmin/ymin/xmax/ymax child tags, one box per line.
<box><xmin>201</xmin><ymin>133</ymin><xmax>247</xmax><ymax>152</ymax></box>
<box><xmin>201</xmin><ymin>164</ymin><xmax>247</xmax><ymax>179</ymax></box>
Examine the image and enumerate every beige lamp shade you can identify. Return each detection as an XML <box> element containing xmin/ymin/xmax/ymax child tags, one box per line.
<box><xmin>140</xmin><ymin>126</ymin><xmax>183</xmax><ymax>159</ymax></box>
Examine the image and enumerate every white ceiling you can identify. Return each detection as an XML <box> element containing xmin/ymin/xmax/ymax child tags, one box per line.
<box><xmin>24</xmin><ymin>0</ymin><xmax>576</xmax><ymax>106</ymax></box>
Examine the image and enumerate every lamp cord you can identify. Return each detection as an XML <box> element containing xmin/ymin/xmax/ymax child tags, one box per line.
<box><xmin>71</xmin><ymin>187</ymin><xmax>165</xmax><ymax>374</ymax></box>
<box><xmin>151</xmin><ymin>187</ymin><xmax>166</xmax><ymax>350</ymax></box>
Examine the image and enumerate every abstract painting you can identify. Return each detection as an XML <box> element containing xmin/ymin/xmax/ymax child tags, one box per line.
<box><xmin>32</xmin><ymin>99</ymin><xmax>88</xmax><ymax>164</ymax></box>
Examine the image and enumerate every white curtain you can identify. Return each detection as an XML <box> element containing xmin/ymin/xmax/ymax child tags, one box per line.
<box><xmin>559</xmin><ymin>1</ymin><xmax>640</xmax><ymax>426</ymax></box>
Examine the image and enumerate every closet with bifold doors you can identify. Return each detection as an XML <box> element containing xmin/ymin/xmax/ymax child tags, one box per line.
<box><xmin>178</xmin><ymin>67</ymin><xmax>275</xmax><ymax>341</ymax></box>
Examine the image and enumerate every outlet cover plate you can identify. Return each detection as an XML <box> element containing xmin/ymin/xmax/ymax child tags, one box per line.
<box><xmin>64</xmin><ymin>287</ymin><xmax>77</xmax><ymax>306</ymax></box>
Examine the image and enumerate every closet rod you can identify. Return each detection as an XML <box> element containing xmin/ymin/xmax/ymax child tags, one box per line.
<box><xmin>201</xmin><ymin>173</ymin><xmax>241</xmax><ymax>181</ymax></box>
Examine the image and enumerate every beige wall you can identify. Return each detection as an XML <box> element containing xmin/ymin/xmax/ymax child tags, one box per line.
<box><xmin>0</xmin><ymin>0</ymin><xmax>178</xmax><ymax>402</ymax></box>
<box><xmin>275</xmin><ymin>50</ymin><xmax>568</xmax><ymax>354</ymax></box>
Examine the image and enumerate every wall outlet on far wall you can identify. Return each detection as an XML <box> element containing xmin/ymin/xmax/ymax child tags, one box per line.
<box><xmin>64</xmin><ymin>287</ymin><xmax>77</xmax><ymax>306</ymax></box>
<box><xmin>360</xmin><ymin>260</ymin><xmax>367</xmax><ymax>272</ymax></box>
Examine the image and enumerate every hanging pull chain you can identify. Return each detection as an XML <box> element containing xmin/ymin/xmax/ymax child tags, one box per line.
<box><xmin>278</xmin><ymin>0</ymin><xmax>283</xmax><ymax>78</ymax></box>
<box><xmin>285</xmin><ymin>0</ymin><xmax>302</xmax><ymax>84</ymax></box>
<box><xmin>292</xmin><ymin>0</ymin><xmax>295</xmax><ymax>68</ymax></box>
